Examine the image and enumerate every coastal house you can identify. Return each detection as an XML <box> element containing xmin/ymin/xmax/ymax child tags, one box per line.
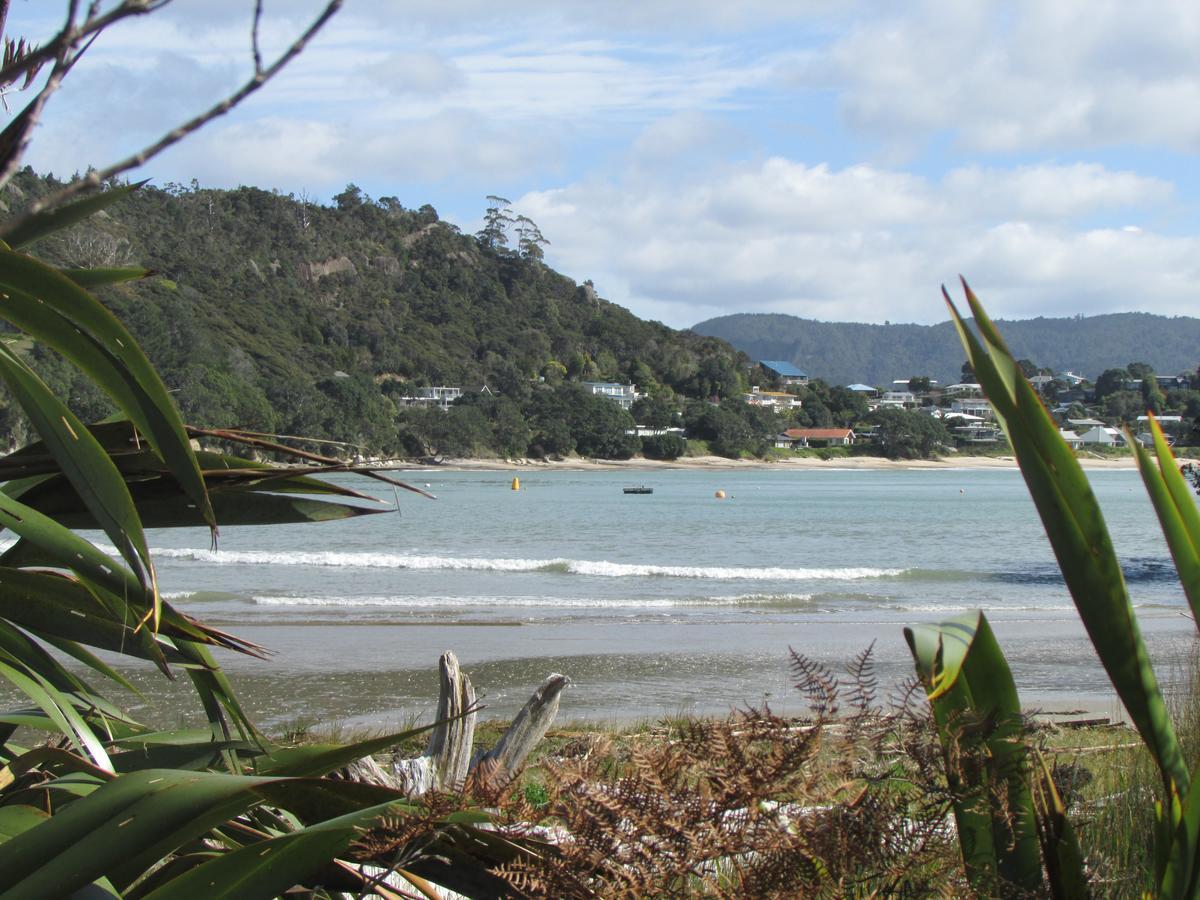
<box><xmin>1058</xmin><ymin>429</ymin><xmax>1083</xmax><ymax>449</ymax></box>
<box><xmin>879</xmin><ymin>390</ymin><xmax>917</xmax><ymax>409</ymax></box>
<box><xmin>396</xmin><ymin>384</ymin><xmax>494</xmax><ymax>411</ymax></box>
<box><xmin>845</xmin><ymin>383</ymin><xmax>878</xmax><ymax>397</ymax></box>
<box><xmin>941</xmin><ymin>382</ymin><xmax>983</xmax><ymax>397</ymax></box>
<box><xmin>582</xmin><ymin>381</ymin><xmax>639</xmax><ymax>409</ymax></box>
<box><xmin>758</xmin><ymin>360</ymin><xmax>809</xmax><ymax>386</ymax></box>
<box><xmin>629</xmin><ymin>426</ymin><xmax>686</xmax><ymax>437</ymax></box>
<box><xmin>950</xmin><ymin>398</ymin><xmax>994</xmax><ymax>419</ymax></box>
<box><xmin>777</xmin><ymin>427</ymin><xmax>856</xmax><ymax>448</ymax></box>
<box><xmin>743</xmin><ymin>386</ymin><xmax>803</xmax><ymax>413</ymax></box>
<box><xmin>952</xmin><ymin>422</ymin><xmax>1003</xmax><ymax>443</ymax></box>
<box><xmin>1134</xmin><ymin>431</ymin><xmax>1175</xmax><ymax>448</ymax></box>
<box><xmin>1156</xmin><ymin>373</ymin><xmax>1191</xmax><ymax>390</ymax></box>
<box><xmin>1078</xmin><ymin>426</ymin><xmax>1122</xmax><ymax>446</ymax></box>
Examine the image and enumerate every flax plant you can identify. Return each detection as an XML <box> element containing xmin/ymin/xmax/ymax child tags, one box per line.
<box><xmin>907</xmin><ymin>280</ymin><xmax>1200</xmax><ymax>898</ymax></box>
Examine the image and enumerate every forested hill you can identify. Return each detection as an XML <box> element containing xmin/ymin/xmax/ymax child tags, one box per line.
<box><xmin>4</xmin><ymin>170</ymin><xmax>747</xmax><ymax>454</ymax></box>
<box><xmin>692</xmin><ymin>312</ymin><xmax>1200</xmax><ymax>387</ymax></box>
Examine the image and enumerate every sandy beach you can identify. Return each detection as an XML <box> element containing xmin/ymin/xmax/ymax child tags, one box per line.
<box><xmin>412</xmin><ymin>452</ymin><xmax>1140</xmax><ymax>472</ymax></box>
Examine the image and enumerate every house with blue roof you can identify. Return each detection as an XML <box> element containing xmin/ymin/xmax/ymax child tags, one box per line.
<box><xmin>758</xmin><ymin>360</ymin><xmax>809</xmax><ymax>386</ymax></box>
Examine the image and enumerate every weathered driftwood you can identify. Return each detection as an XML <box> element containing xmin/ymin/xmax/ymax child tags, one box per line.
<box><xmin>345</xmin><ymin>651</ymin><xmax>568</xmax><ymax>798</ymax></box>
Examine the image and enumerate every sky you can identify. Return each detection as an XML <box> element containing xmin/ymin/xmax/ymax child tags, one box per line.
<box><xmin>10</xmin><ymin>0</ymin><xmax>1200</xmax><ymax>328</ymax></box>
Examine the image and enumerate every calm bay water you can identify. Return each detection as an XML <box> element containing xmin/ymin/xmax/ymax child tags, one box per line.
<box><xmin>102</xmin><ymin>467</ymin><xmax>1195</xmax><ymax>728</ymax></box>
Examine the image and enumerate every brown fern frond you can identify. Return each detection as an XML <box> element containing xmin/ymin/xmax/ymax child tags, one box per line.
<box><xmin>844</xmin><ymin>640</ymin><xmax>878</xmax><ymax>714</ymax></box>
<box><xmin>789</xmin><ymin>647</ymin><xmax>841</xmax><ymax>717</ymax></box>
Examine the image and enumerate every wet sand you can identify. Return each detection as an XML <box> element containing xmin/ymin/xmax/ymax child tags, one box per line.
<box><xmin>101</xmin><ymin>606</ymin><xmax>1191</xmax><ymax>732</ymax></box>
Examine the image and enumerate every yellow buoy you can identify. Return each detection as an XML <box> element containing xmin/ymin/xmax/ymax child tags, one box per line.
<box><xmin>512</xmin><ymin>476</ymin><xmax>520</xmax><ymax>491</ymax></box>
<box><xmin>714</xmin><ymin>489</ymin><xmax>726</xmax><ymax>499</ymax></box>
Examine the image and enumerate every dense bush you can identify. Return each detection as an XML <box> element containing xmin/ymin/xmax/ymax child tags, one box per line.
<box><xmin>641</xmin><ymin>432</ymin><xmax>687</xmax><ymax>460</ymax></box>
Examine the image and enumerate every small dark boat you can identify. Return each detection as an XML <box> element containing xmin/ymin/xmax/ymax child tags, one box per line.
<box><xmin>623</xmin><ymin>485</ymin><xmax>653</xmax><ymax>494</ymax></box>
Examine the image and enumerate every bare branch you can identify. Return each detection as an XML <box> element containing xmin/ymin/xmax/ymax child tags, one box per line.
<box><xmin>0</xmin><ymin>8</ymin><xmax>81</xmax><ymax>190</ymax></box>
<box><xmin>250</xmin><ymin>0</ymin><xmax>264</xmax><ymax>74</ymax></box>
<box><xmin>8</xmin><ymin>0</ymin><xmax>342</xmax><ymax>225</ymax></box>
<box><xmin>0</xmin><ymin>1</ymin><xmax>171</xmax><ymax>89</ymax></box>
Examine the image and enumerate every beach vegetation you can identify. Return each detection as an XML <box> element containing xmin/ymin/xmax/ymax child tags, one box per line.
<box><xmin>640</xmin><ymin>432</ymin><xmax>687</xmax><ymax>460</ymax></box>
<box><xmin>906</xmin><ymin>281</ymin><xmax>1200</xmax><ymax>897</ymax></box>
<box><xmin>0</xmin><ymin>5</ymin><xmax>549</xmax><ymax>897</ymax></box>
<box><xmin>866</xmin><ymin>406</ymin><xmax>951</xmax><ymax>459</ymax></box>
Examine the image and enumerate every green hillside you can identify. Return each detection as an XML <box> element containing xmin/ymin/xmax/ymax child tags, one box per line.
<box><xmin>693</xmin><ymin>312</ymin><xmax>1200</xmax><ymax>387</ymax></box>
<box><xmin>3</xmin><ymin>170</ymin><xmax>749</xmax><ymax>457</ymax></box>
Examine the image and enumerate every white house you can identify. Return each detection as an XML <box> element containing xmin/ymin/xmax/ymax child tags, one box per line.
<box><xmin>582</xmin><ymin>381</ymin><xmax>639</xmax><ymax>409</ymax></box>
<box><xmin>396</xmin><ymin>386</ymin><xmax>462</xmax><ymax>411</ymax></box>
<box><xmin>879</xmin><ymin>390</ymin><xmax>916</xmax><ymax>409</ymax></box>
<box><xmin>1077</xmin><ymin>426</ymin><xmax>1122</xmax><ymax>446</ymax></box>
<box><xmin>743</xmin><ymin>387</ymin><xmax>803</xmax><ymax>413</ymax></box>
<box><xmin>1058</xmin><ymin>429</ymin><xmax>1083</xmax><ymax>449</ymax></box>
<box><xmin>396</xmin><ymin>384</ymin><xmax>494</xmax><ymax>411</ymax></box>
<box><xmin>941</xmin><ymin>382</ymin><xmax>983</xmax><ymax>397</ymax></box>
<box><xmin>950</xmin><ymin>398</ymin><xmax>994</xmax><ymax>419</ymax></box>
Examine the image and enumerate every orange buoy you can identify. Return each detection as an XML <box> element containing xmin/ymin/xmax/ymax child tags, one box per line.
<box><xmin>714</xmin><ymin>489</ymin><xmax>726</xmax><ymax>499</ymax></box>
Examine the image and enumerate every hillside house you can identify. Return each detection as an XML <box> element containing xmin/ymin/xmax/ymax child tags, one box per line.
<box><xmin>396</xmin><ymin>385</ymin><xmax>494</xmax><ymax>411</ymax></box>
<box><xmin>776</xmin><ymin>427</ymin><xmax>856</xmax><ymax>449</ymax></box>
<box><xmin>744</xmin><ymin>386</ymin><xmax>803</xmax><ymax>413</ymax></box>
<box><xmin>846</xmin><ymin>383</ymin><xmax>878</xmax><ymax>397</ymax></box>
<box><xmin>879</xmin><ymin>390</ymin><xmax>917</xmax><ymax>409</ymax></box>
<box><xmin>941</xmin><ymin>382</ymin><xmax>983</xmax><ymax>397</ymax></box>
<box><xmin>1156</xmin><ymin>373</ymin><xmax>1191</xmax><ymax>390</ymax></box>
<box><xmin>758</xmin><ymin>360</ymin><xmax>809</xmax><ymax>386</ymax></box>
<box><xmin>581</xmin><ymin>381</ymin><xmax>640</xmax><ymax>409</ymax></box>
<box><xmin>950</xmin><ymin>398</ymin><xmax>994</xmax><ymax>419</ymax></box>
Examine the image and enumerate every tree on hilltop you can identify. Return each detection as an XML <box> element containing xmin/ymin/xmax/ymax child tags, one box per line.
<box><xmin>477</xmin><ymin>194</ymin><xmax>514</xmax><ymax>249</ymax></box>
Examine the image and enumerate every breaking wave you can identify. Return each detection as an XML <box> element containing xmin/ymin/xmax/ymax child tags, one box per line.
<box><xmin>149</xmin><ymin>547</ymin><xmax>906</xmax><ymax>582</ymax></box>
<box><xmin>249</xmin><ymin>592</ymin><xmax>820</xmax><ymax>609</ymax></box>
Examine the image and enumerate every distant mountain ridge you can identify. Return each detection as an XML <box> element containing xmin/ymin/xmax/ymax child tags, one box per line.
<box><xmin>691</xmin><ymin>312</ymin><xmax>1200</xmax><ymax>387</ymax></box>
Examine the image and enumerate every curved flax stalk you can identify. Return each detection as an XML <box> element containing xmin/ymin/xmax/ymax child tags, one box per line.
<box><xmin>946</xmin><ymin>280</ymin><xmax>1186</xmax><ymax>802</ymax></box>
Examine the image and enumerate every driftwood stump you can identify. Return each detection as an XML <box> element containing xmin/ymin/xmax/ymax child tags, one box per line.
<box><xmin>345</xmin><ymin>651</ymin><xmax>569</xmax><ymax>798</ymax></box>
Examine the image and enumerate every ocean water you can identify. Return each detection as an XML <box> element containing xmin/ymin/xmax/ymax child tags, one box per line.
<box><xmin>95</xmin><ymin>467</ymin><xmax>1197</xmax><ymax>728</ymax></box>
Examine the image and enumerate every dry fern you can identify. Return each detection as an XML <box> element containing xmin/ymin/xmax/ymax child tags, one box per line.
<box><xmin>488</xmin><ymin>648</ymin><xmax>962</xmax><ymax>898</ymax></box>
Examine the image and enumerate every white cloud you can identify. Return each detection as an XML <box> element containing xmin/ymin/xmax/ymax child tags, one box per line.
<box><xmin>793</xmin><ymin>0</ymin><xmax>1200</xmax><ymax>152</ymax></box>
<box><xmin>11</xmin><ymin>0</ymin><xmax>1200</xmax><ymax>333</ymax></box>
<box><xmin>942</xmin><ymin>164</ymin><xmax>1173</xmax><ymax>220</ymax></box>
<box><xmin>521</xmin><ymin>156</ymin><xmax>1193</xmax><ymax>327</ymax></box>
<box><xmin>159</xmin><ymin>109</ymin><xmax>555</xmax><ymax>193</ymax></box>
<box><xmin>364</xmin><ymin>52</ymin><xmax>464</xmax><ymax>97</ymax></box>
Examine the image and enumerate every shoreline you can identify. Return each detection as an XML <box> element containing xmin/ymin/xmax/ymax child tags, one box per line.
<box><xmin>398</xmin><ymin>453</ymin><xmax>1140</xmax><ymax>472</ymax></box>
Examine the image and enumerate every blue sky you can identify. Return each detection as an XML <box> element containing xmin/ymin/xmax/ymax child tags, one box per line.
<box><xmin>11</xmin><ymin>0</ymin><xmax>1200</xmax><ymax>328</ymax></box>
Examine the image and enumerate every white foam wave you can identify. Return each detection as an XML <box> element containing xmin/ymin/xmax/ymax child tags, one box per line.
<box><xmin>251</xmin><ymin>593</ymin><xmax>816</xmax><ymax>609</ymax></box>
<box><xmin>150</xmin><ymin>547</ymin><xmax>904</xmax><ymax>581</ymax></box>
<box><xmin>883</xmin><ymin>602</ymin><xmax>1076</xmax><ymax>612</ymax></box>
